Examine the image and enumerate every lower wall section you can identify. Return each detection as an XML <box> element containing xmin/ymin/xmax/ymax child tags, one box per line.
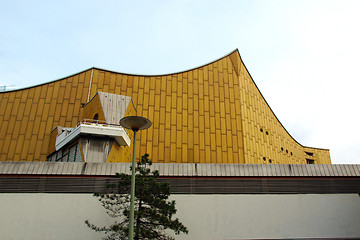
<box><xmin>0</xmin><ymin>193</ymin><xmax>359</xmax><ymax>240</ymax></box>
<box><xmin>173</xmin><ymin>194</ymin><xmax>360</xmax><ymax>240</ymax></box>
<box><xmin>0</xmin><ymin>194</ymin><xmax>112</xmax><ymax>240</ymax></box>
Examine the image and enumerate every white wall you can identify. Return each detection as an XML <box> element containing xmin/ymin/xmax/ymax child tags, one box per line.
<box><xmin>172</xmin><ymin>194</ymin><xmax>360</xmax><ymax>240</ymax></box>
<box><xmin>0</xmin><ymin>193</ymin><xmax>359</xmax><ymax>240</ymax></box>
<box><xmin>0</xmin><ymin>194</ymin><xmax>111</xmax><ymax>240</ymax></box>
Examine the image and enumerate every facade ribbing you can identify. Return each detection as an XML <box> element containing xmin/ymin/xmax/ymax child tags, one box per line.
<box><xmin>0</xmin><ymin>50</ymin><xmax>330</xmax><ymax>164</ymax></box>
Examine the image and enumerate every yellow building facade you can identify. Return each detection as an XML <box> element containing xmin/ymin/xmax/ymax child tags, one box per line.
<box><xmin>0</xmin><ymin>50</ymin><xmax>330</xmax><ymax>164</ymax></box>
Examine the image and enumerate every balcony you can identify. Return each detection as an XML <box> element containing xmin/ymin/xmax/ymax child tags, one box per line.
<box><xmin>55</xmin><ymin>119</ymin><xmax>131</xmax><ymax>151</ymax></box>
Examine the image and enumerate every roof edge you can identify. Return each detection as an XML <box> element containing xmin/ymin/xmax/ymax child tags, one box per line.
<box><xmin>1</xmin><ymin>49</ymin><xmax>239</xmax><ymax>92</ymax></box>
<box><xmin>0</xmin><ymin>68</ymin><xmax>95</xmax><ymax>93</ymax></box>
<box><xmin>234</xmin><ymin>51</ymin><xmax>330</xmax><ymax>151</ymax></box>
<box><xmin>92</xmin><ymin>49</ymin><xmax>239</xmax><ymax>77</ymax></box>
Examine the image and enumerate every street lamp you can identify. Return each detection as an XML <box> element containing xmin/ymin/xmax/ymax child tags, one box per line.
<box><xmin>119</xmin><ymin>116</ymin><xmax>152</xmax><ymax>240</ymax></box>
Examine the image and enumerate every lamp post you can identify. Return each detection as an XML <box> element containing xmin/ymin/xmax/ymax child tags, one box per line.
<box><xmin>120</xmin><ymin>116</ymin><xmax>152</xmax><ymax>240</ymax></box>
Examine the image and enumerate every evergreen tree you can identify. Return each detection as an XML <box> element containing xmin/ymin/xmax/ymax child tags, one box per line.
<box><xmin>85</xmin><ymin>154</ymin><xmax>188</xmax><ymax>240</ymax></box>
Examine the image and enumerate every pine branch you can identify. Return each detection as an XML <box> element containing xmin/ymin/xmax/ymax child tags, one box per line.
<box><xmin>85</xmin><ymin>153</ymin><xmax>188</xmax><ymax>239</ymax></box>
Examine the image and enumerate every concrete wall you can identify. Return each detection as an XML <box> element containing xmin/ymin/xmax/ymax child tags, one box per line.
<box><xmin>173</xmin><ymin>194</ymin><xmax>360</xmax><ymax>239</ymax></box>
<box><xmin>0</xmin><ymin>193</ymin><xmax>359</xmax><ymax>240</ymax></box>
<box><xmin>0</xmin><ymin>194</ymin><xmax>111</xmax><ymax>240</ymax></box>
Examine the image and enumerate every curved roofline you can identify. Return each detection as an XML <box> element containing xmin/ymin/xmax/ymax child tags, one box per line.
<box><xmin>235</xmin><ymin>50</ymin><xmax>329</xmax><ymax>151</ymax></box>
<box><xmin>0</xmin><ymin>49</ymin><xmax>239</xmax><ymax>93</ymax></box>
<box><xmin>0</xmin><ymin>49</ymin><xmax>329</xmax><ymax>152</ymax></box>
<box><xmin>93</xmin><ymin>49</ymin><xmax>239</xmax><ymax>77</ymax></box>
<box><xmin>0</xmin><ymin>68</ymin><xmax>93</xmax><ymax>93</ymax></box>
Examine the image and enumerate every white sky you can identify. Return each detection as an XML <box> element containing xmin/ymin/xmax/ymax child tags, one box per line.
<box><xmin>0</xmin><ymin>0</ymin><xmax>359</xmax><ymax>164</ymax></box>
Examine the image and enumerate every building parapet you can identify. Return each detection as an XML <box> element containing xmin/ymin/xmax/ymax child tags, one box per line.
<box><xmin>1</xmin><ymin>162</ymin><xmax>359</xmax><ymax>177</ymax></box>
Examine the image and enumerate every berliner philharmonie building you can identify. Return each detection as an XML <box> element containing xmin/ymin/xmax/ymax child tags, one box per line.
<box><xmin>0</xmin><ymin>50</ymin><xmax>359</xmax><ymax>239</ymax></box>
<box><xmin>0</xmin><ymin>49</ymin><xmax>330</xmax><ymax>164</ymax></box>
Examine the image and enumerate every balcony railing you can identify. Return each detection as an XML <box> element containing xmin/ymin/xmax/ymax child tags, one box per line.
<box><xmin>55</xmin><ymin>119</ymin><xmax>131</xmax><ymax>151</ymax></box>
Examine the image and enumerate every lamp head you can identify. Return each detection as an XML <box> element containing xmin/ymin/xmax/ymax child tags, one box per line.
<box><xmin>120</xmin><ymin>116</ymin><xmax>152</xmax><ymax>132</ymax></box>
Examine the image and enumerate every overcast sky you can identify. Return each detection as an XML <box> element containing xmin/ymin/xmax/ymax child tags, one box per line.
<box><xmin>0</xmin><ymin>0</ymin><xmax>359</xmax><ymax>164</ymax></box>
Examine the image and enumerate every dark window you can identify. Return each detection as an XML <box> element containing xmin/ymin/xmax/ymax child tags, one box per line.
<box><xmin>48</xmin><ymin>143</ymin><xmax>81</xmax><ymax>162</ymax></box>
<box><xmin>56</xmin><ymin>149</ymin><xmax>63</xmax><ymax>161</ymax></box>
<box><xmin>305</xmin><ymin>151</ymin><xmax>314</xmax><ymax>156</ymax></box>
<box><xmin>93</xmin><ymin>113</ymin><xmax>99</xmax><ymax>121</ymax></box>
<box><xmin>306</xmin><ymin>159</ymin><xmax>315</xmax><ymax>164</ymax></box>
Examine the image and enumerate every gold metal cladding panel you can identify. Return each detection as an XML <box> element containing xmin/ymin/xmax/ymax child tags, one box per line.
<box><xmin>0</xmin><ymin>70</ymin><xmax>91</xmax><ymax>161</ymax></box>
<box><xmin>0</xmin><ymin>50</ymin><xmax>330</xmax><ymax>164</ymax></box>
<box><xmin>107</xmin><ymin>101</ymin><xmax>136</xmax><ymax>163</ymax></box>
<box><xmin>235</xmin><ymin>52</ymin><xmax>331</xmax><ymax>164</ymax></box>
<box><xmin>83</xmin><ymin>55</ymin><xmax>244</xmax><ymax>164</ymax></box>
<box><xmin>82</xmin><ymin>93</ymin><xmax>105</xmax><ymax>121</ymax></box>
